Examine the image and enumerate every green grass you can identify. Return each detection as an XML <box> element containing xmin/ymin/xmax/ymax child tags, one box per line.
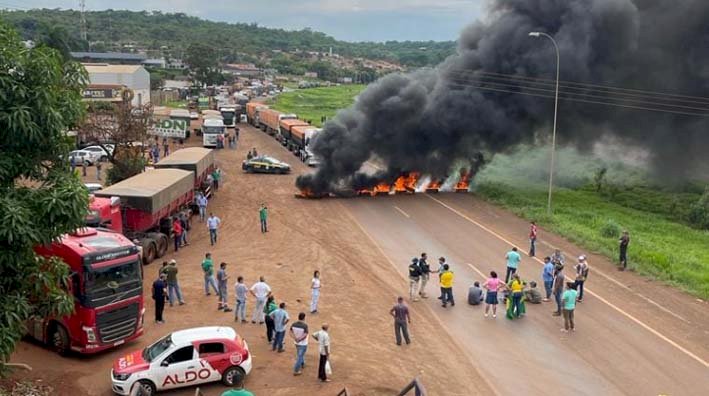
<box><xmin>269</xmin><ymin>84</ymin><xmax>366</xmax><ymax>127</ymax></box>
<box><xmin>475</xmin><ymin>182</ymin><xmax>709</xmax><ymax>300</ymax></box>
<box><xmin>164</xmin><ymin>99</ymin><xmax>188</xmax><ymax>109</ymax></box>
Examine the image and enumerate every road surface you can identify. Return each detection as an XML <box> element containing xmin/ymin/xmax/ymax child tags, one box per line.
<box><xmin>343</xmin><ymin>194</ymin><xmax>709</xmax><ymax>396</ymax></box>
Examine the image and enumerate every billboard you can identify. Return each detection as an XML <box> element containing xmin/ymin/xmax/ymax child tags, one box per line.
<box><xmin>149</xmin><ymin>119</ymin><xmax>188</xmax><ymax>139</ymax></box>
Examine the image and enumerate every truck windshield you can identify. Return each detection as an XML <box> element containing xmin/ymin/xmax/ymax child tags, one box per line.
<box><xmin>203</xmin><ymin>126</ymin><xmax>224</xmax><ymax>134</ymax></box>
<box><xmin>84</xmin><ymin>260</ymin><xmax>142</xmax><ymax>308</ymax></box>
<box><xmin>143</xmin><ymin>334</ymin><xmax>173</xmax><ymax>362</ymax></box>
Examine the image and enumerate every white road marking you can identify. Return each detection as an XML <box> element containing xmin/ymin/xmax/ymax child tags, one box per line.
<box><xmin>466</xmin><ymin>263</ymin><xmax>487</xmax><ymax>279</ymax></box>
<box><xmin>393</xmin><ymin>205</ymin><xmax>411</xmax><ymax>218</ymax></box>
<box><xmin>425</xmin><ymin>194</ymin><xmax>709</xmax><ymax>369</ymax></box>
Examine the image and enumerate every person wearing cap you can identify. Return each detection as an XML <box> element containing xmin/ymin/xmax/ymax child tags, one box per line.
<box><xmin>574</xmin><ymin>256</ymin><xmax>590</xmax><ymax>302</ymax></box>
<box><xmin>164</xmin><ymin>259</ymin><xmax>185</xmax><ymax>306</ymax></box>
<box><xmin>408</xmin><ymin>258</ymin><xmax>422</xmax><ymax>302</ymax></box>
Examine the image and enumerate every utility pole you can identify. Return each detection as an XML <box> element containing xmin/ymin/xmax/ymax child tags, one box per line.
<box><xmin>79</xmin><ymin>0</ymin><xmax>88</xmax><ymax>48</ymax></box>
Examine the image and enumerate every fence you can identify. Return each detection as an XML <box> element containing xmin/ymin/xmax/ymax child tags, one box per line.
<box><xmin>397</xmin><ymin>377</ymin><xmax>427</xmax><ymax>396</ymax></box>
<box><xmin>151</xmin><ymin>89</ymin><xmax>180</xmax><ymax>106</ymax></box>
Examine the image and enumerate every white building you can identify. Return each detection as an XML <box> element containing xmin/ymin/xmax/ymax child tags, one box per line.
<box><xmin>83</xmin><ymin>64</ymin><xmax>151</xmax><ymax>107</ymax></box>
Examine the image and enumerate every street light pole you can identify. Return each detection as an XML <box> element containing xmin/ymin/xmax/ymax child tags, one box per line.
<box><xmin>529</xmin><ymin>31</ymin><xmax>559</xmax><ymax>216</ymax></box>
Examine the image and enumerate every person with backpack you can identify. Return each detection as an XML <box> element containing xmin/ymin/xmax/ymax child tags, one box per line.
<box><xmin>574</xmin><ymin>256</ymin><xmax>590</xmax><ymax>302</ymax></box>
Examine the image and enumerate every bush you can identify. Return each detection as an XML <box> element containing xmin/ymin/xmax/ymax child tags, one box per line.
<box><xmin>688</xmin><ymin>187</ymin><xmax>709</xmax><ymax>229</ymax></box>
<box><xmin>599</xmin><ymin>219</ymin><xmax>622</xmax><ymax>238</ymax></box>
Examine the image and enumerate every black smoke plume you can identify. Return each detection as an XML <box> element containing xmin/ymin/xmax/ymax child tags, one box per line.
<box><xmin>297</xmin><ymin>0</ymin><xmax>709</xmax><ymax>194</ymax></box>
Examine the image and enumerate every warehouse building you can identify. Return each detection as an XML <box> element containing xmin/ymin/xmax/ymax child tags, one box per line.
<box><xmin>82</xmin><ymin>64</ymin><xmax>151</xmax><ymax>107</ymax></box>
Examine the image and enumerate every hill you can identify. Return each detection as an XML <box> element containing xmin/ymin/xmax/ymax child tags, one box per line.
<box><xmin>0</xmin><ymin>9</ymin><xmax>456</xmax><ymax>68</ymax></box>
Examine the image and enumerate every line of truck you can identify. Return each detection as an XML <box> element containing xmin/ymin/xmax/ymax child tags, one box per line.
<box><xmin>245</xmin><ymin>102</ymin><xmax>321</xmax><ymax>167</ymax></box>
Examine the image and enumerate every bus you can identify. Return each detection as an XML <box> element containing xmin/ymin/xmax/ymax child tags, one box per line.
<box><xmin>202</xmin><ymin>116</ymin><xmax>225</xmax><ymax>147</ymax></box>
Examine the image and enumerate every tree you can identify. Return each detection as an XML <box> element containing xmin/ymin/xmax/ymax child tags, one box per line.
<box><xmin>79</xmin><ymin>92</ymin><xmax>153</xmax><ymax>185</ymax></box>
<box><xmin>0</xmin><ymin>23</ymin><xmax>88</xmax><ymax>369</ymax></box>
<box><xmin>184</xmin><ymin>42</ymin><xmax>222</xmax><ymax>87</ymax></box>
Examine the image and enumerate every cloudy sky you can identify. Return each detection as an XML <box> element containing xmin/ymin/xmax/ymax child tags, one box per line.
<box><xmin>8</xmin><ymin>0</ymin><xmax>484</xmax><ymax>41</ymax></box>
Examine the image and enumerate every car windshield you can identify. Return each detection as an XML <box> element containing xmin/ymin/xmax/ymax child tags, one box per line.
<box><xmin>84</xmin><ymin>260</ymin><xmax>142</xmax><ymax>307</ymax></box>
<box><xmin>143</xmin><ymin>335</ymin><xmax>173</xmax><ymax>362</ymax></box>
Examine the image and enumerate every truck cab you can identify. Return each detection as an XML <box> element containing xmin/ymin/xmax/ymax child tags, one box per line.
<box><xmin>219</xmin><ymin>106</ymin><xmax>237</xmax><ymax>129</ymax></box>
<box><xmin>32</xmin><ymin>228</ymin><xmax>145</xmax><ymax>355</ymax></box>
<box><xmin>87</xmin><ymin>195</ymin><xmax>123</xmax><ymax>233</ymax></box>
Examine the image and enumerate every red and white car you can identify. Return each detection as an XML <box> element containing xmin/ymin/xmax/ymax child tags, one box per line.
<box><xmin>111</xmin><ymin>326</ymin><xmax>252</xmax><ymax>395</ymax></box>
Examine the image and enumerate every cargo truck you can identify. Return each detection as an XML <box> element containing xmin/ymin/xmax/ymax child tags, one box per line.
<box><xmin>278</xmin><ymin>118</ymin><xmax>310</xmax><ymax>146</ymax></box>
<box><xmin>290</xmin><ymin>125</ymin><xmax>321</xmax><ymax>166</ymax></box>
<box><xmin>89</xmin><ymin>169</ymin><xmax>195</xmax><ymax>265</ymax></box>
<box><xmin>246</xmin><ymin>102</ymin><xmax>268</xmax><ymax>127</ymax></box>
<box><xmin>31</xmin><ymin>228</ymin><xmax>144</xmax><ymax>355</ymax></box>
<box><xmin>220</xmin><ymin>106</ymin><xmax>237</xmax><ymax>128</ymax></box>
<box><xmin>259</xmin><ymin>108</ymin><xmax>296</xmax><ymax>136</ymax></box>
<box><xmin>154</xmin><ymin>147</ymin><xmax>215</xmax><ymax>200</ymax></box>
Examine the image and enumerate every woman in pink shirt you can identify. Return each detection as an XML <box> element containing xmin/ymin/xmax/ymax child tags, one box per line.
<box><xmin>483</xmin><ymin>271</ymin><xmax>507</xmax><ymax>318</ymax></box>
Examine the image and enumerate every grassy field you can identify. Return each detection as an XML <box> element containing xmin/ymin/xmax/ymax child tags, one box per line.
<box><xmin>475</xmin><ymin>182</ymin><xmax>709</xmax><ymax>300</ymax></box>
<box><xmin>269</xmin><ymin>84</ymin><xmax>366</xmax><ymax>127</ymax></box>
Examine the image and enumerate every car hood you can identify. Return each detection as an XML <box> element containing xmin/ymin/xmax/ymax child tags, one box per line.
<box><xmin>113</xmin><ymin>349</ymin><xmax>150</xmax><ymax>374</ymax></box>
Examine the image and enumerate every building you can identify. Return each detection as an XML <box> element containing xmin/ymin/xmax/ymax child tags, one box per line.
<box><xmin>70</xmin><ymin>52</ymin><xmax>147</xmax><ymax>65</ymax></box>
<box><xmin>223</xmin><ymin>63</ymin><xmax>262</xmax><ymax>77</ymax></box>
<box><xmin>83</xmin><ymin>64</ymin><xmax>151</xmax><ymax>106</ymax></box>
<box><xmin>142</xmin><ymin>58</ymin><xmax>167</xmax><ymax>68</ymax></box>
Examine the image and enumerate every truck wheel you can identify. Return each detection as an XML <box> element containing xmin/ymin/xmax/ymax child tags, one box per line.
<box><xmin>132</xmin><ymin>380</ymin><xmax>156</xmax><ymax>396</ymax></box>
<box><xmin>51</xmin><ymin>324</ymin><xmax>70</xmax><ymax>356</ymax></box>
<box><xmin>221</xmin><ymin>366</ymin><xmax>245</xmax><ymax>386</ymax></box>
<box><xmin>148</xmin><ymin>233</ymin><xmax>167</xmax><ymax>258</ymax></box>
<box><xmin>141</xmin><ymin>238</ymin><xmax>157</xmax><ymax>265</ymax></box>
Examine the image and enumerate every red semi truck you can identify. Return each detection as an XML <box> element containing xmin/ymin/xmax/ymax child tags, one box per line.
<box><xmin>153</xmin><ymin>147</ymin><xmax>215</xmax><ymax>201</ymax></box>
<box><xmin>31</xmin><ymin>228</ymin><xmax>144</xmax><ymax>355</ymax></box>
<box><xmin>88</xmin><ymin>168</ymin><xmax>194</xmax><ymax>264</ymax></box>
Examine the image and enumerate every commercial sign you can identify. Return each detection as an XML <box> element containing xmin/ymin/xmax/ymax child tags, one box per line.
<box><xmin>149</xmin><ymin>119</ymin><xmax>188</xmax><ymax>139</ymax></box>
<box><xmin>83</xmin><ymin>87</ymin><xmax>123</xmax><ymax>101</ymax></box>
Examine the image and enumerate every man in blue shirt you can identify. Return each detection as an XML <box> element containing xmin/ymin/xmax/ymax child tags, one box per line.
<box><xmin>505</xmin><ymin>247</ymin><xmax>521</xmax><ymax>283</ymax></box>
<box><xmin>197</xmin><ymin>193</ymin><xmax>208</xmax><ymax>222</ymax></box>
<box><xmin>152</xmin><ymin>274</ymin><xmax>167</xmax><ymax>324</ymax></box>
<box><xmin>542</xmin><ymin>256</ymin><xmax>555</xmax><ymax>301</ymax></box>
<box><xmin>270</xmin><ymin>302</ymin><xmax>290</xmax><ymax>353</ymax></box>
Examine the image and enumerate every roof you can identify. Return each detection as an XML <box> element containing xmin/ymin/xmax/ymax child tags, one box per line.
<box><xmin>169</xmin><ymin>109</ymin><xmax>191</xmax><ymax>117</ymax></box>
<box><xmin>83</xmin><ymin>64</ymin><xmax>146</xmax><ymax>74</ymax></box>
<box><xmin>94</xmin><ymin>169</ymin><xmax>193</xmax><ymax>213</ymax></box>
<box><xmin>155</xmin><ymin>148</ymin><xmax>214</xmax><ymax>180</ymax></box>
<box><xmin>171</xmin><ymin>327</ymin><xmax>236</xmax><ymax>345</ymax></box>
<box><xmin>71</xmin><ymin>52</ymin><xmax>147</xmax><ymax>61</ymax></box>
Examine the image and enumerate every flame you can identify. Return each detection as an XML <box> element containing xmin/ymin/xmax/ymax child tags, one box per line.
<box><xmin>455</xmin><ymin>169</ymin><xmax>471</xmax><ymax>192</ymax></box>
<box><xmin>394</xmin><ymin>175</ymin><xmax>407</xmax><ymax>193</ymax></box>
<box><xmin>405</xmin><ymin>172</ymin><xmax>420</xmax><ymax>192</ymax></box>
<box><xmin>295</xmin><ymin>188</ymin><xmax>326</xmax><ymax>199</ymax></box>
<box><xmin>372</xmin><ymin>182</ymin><xmax>392</xmax><ymax>196</ymax></box>
<box><xmin>426</xmin><ymin>179</ymin><xmax>442</xmax><ymax>192</ymax></box>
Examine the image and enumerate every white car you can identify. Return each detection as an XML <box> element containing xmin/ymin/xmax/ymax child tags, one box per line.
<box><xmin>84</xmin><ymin>183</ymin><xmax>103</xmax><ymax>193</ymax></box>
<box><xmin>190</xmin><ymin>111</ymin><xmax>199</xmax><ymax>120</ymax></box>
<box><xmin>111</xmin><ymin>327</ymin><xmax>251</xmax><ymax>396</ymax></box>
<box><xmin>69</xmin><ymin>149</ymin><xmax>100</xmax><ymax>166</ymax></box>
<box><xmin>83</xmin><ymin>144</ymin><xmax>115</xmax><ymax>162</ymax></box>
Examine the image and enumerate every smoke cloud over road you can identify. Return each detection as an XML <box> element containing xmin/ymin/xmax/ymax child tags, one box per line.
<box><xmin>297</xmin><ymin>0</ymin><xmax>709</xmax><ymax>193</ymax></box>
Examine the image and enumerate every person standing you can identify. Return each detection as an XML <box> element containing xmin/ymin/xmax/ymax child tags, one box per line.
<box><xmin>417</xmin><ymin>253</ymin><xmax>431</xmax><ymax>298</ymax></box>
<box><xmin>152</xmin><ymin>273</ymin><xmax>167</xmax><ymax>324</ymax></box>
<box><xmin>234</xmin><ymin>276</ymin><xmax>248</xmax><ymax>323</ymax></box>
<box><xmin>162</xmin><ymin>137</ymin><xmax>170</xmax><ymax>157</ymax></box>
<box><xmin>96</xmin><ymin>160</ymin><xmax>102</xmax><ymax>181</ymax></box>
<box><xmin>70</xmin><ymin>154</ymin><xmax>76</xmax><ymax>174</ymax></box>
<box><xmin>529</xmin><ymin>221</ymin><xmax>538</xmax><ymax>257</ymax></box>
<box><xmin>552</xmin><ymin>264</ymin><xmax>565</xmax><ymax>316</ymax></box>
<box><xmin>197</xmin><ymin>193</ymin><xmax>208</xmax><ymax>222</ymax></box>
<box><xmin>217</xmin><ymin>262</ymin><xmax>233</xmax><ymax>312</ymax></box>
<box><xmin>179</xmin><ymin>212</ymin><xmax>189</xmax><ymax>247</ymax></box>
<box><xmin>290</xmin><ymin>312</ymin><xmax>309</xmax><ymax>375</ymax></box>
<box><xmin>259</xmin><ymin>203</ymin><xmax>268</xmax><ymax>233</ymax></box>
<box><xmin>270</xmin><ymin>302</ymin><xmax>290</xmax><ymax>352</ymax></box>
<box><xmin>202</xmin><ymin>253</ymin><xmax>219</xmax><ymax>296</ymax></box>
<box><xmin>551</xmin><ymin>249</ymin><xmax>565</xmax><ymax>266</ymax></box>
<box><xmin>82</xmin><ymin>158</ymin><xmax>87</xmax><ymax>177</ymax></box>
<box><xmin>164</xmin><ymin>259</ymin><xmax>185</xmax><ymax>306</ymax></box>
<box><xmin>439</xmin><ymin>264</ymin><xmax>455</xmax><ymax>308</ymax></box>
<box><xmin>250</xmin><ymin>276</ymin><xmax>272</xmax><ymax>324</ymax></box>
<box><xmin>507</xmin><ymin>273</ymin><xmax>525</xmax><ymax>319</ymax></box>
<box><xmin>561</xmin><ymin>282</ymin><xmax>578</xmax><ymax>332</ymax></box>
<box><xmin>505</xmin><ymin>247</ymin><xmax>522</xmax><ymax>283</ymax></box>
<box><xmin>483</xmin><ymin>271</ymin><xmax>506</xmax><ymax>318</ymax></box>
<box><xmin>207</xmin><ymin>213</ymin><xmax>221</xmax><ymax>246</ymax></box>
<box><xmin>574</xmin><ymin>256</ymin><xmax>590</xmax><ymax>302</ymax></box>
<box><xmin>542</xmin><ymin>256</ymin><xmax>555</xmax><ymax>302</ymax></box>
<box><xmin>619</xmin><ymin>231</ymin><xmax>630</xmax><ymax>271</ymax></box>
<box><xmin>264</xmin><ymin>296</ymin><xmax>278</xmax><ymax>343</ymax></box>
<box><xmin>390</xmin><ymin>296</ymin><xmax>411</xmax><ymax>346</ymax></box>
<box><xmin>408</xmin><ymin>258</ymin><xmax>421</xmax><ymax>302</ymax></box>
<box><xmin>211</xmin><ymin>168</ymin><xmax>221</xmax><ymax>191</ymax></box>
<box><xmin>172</xmin><ymin>217</ymin><xmax>183</xmax><ymax>252</ymax></box>
<box><xmin>310</xmin><ymin>271</ymin><xmax>321</xmax><ymax>314</ymax></box>
<box><xmin>312</xmin><ymin>324</ymin><xmax>331</xmax><ymax>383</ymax></box>
<box><xmin>435</xmin><ymin>257</ymin><xmax>448</xmax><ymax>300</ymax></box>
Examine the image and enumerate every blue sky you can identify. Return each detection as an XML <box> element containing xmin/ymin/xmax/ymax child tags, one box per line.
<box><xmin>7</xmin><ymin>0</ymin><xmax>483</xmax><ymax>41</ymax></box>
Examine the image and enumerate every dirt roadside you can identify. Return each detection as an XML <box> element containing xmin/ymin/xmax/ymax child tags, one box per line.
<box><xmin>7</xmin><ymin>125</ymin><xmax>491</xmax><ymax>396</ymax></box>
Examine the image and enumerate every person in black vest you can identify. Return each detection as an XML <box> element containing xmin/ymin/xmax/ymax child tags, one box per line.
<box><xmin>417</xmin><ymin>253</ymin><xmax>431</xmax><ymax>299</ymax></box>
<box><xmin>153</xmin><ymin>273</ymin><xmax>167</xmax><ymax>324</ymax></box>
<box><xmin>408</xmin><ymin>258</ymin><xmax>421</xmax><ymax>302</ymax></box>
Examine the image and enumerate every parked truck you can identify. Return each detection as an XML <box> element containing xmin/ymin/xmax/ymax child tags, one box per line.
<box><xmin>220</xmin><ymin>105</ymin><xmax>237</xmax><ymax>129</ymax></box>
<box><xmin>278</xmin><ymin>118</ymin><xmax>310</xmax><ymax>146</ymax></box>
<box><xmin>89</xmin><ymin>169</ymin><xmax>195</xmax><ymax>265</ymax></box>
<box><xmin>32</xmin><ymin>228</ymin><xmax>144</xmax><ymax>355</ymax></box>
<box><xmin>246</xmin><ymin>102</ymin><xmax>268</xmax><ymax>127</ymax></box>
<box><xmin>259</xmin><ymin>108</ymin><xmax>296</xmax><ymax>136</ymax></box>
<box><xmin>154</xmin><ymin>147</ymin><xmax>215</xmax><ymax>201</ymax></box>
<box><xmin>289</xmin><ymin>125</ymin><xmax>321</xmax><ymax>166</ymax></box>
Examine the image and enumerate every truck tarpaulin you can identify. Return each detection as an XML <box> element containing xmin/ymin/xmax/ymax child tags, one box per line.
<box><xmin>154</xmin><ymin>148</ymin><xmax>215</xmax><ymax>185</ymax></box>
<box><xmin>95</xmin><ymin>169</ymin><xmax>193</xmax><ymax>214</ymax></box>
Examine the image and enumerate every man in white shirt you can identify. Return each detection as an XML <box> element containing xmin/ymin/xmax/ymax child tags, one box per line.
<box><xmin>290</xmin><ymin>313</ymin><xmax>309</xmax><ymax>375</ymax></box>
<box><xmin>312</xmin><ymin>323</ymin><xmax>331</xmax><ymax>382</ymax></box>
<box><xmin>207</xmin><ymin>213</ymin><xmax>221</xmax><ymax>246</ymax></box>
<box><xmin>197</xmin><ymin>193</ymin><xmax>208</xmax><ymax>222</ymax></box>
<box><xmin>249</xmin><ymin>276</ymin><xmax>271</xmax><ymax>324</ymax></box>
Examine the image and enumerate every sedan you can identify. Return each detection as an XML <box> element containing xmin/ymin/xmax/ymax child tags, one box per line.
<box><xmin>242</xmin><ymin>156</ymin><xmax>291</xmax><ymax>174</ymax></box>
<box><xmin>69</xmin><ymin>150</ymin><xmax>98</xmax><ymax>166</ymax></box>
<box><xmin>83</xmin><ymin>144</ymin><xmax>115</xmax><ymax>162</ymax></box>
